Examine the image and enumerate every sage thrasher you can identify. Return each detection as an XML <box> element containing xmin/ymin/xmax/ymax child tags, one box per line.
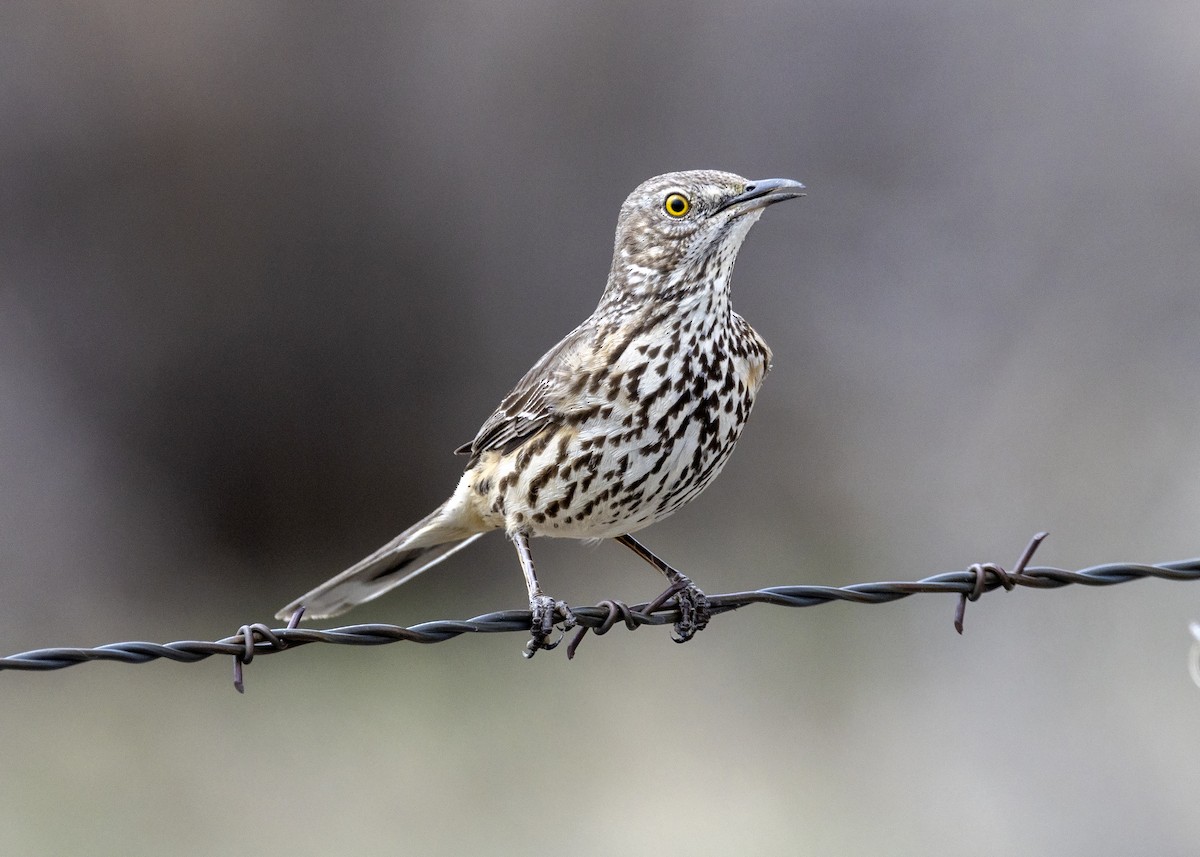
<box><xmin>277</xmin><ymin>170</ymin><xmax>805</xmax><ymax>654</ymax></box>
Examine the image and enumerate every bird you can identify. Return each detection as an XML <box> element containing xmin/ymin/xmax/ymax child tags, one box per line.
<box><xmin>276</xmin><ymin>170</ymin><xmax>806</xmax><ymax>655</ymax></box>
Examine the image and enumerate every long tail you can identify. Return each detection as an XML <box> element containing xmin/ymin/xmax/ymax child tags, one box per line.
<box><xmin>275</xmin><ymin>504</ymin><xmax>485</xmax><ymax>621</ymax></box>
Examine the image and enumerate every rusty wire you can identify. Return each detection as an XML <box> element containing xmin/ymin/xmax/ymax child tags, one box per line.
<box><xmin>2</xmin><ymin>533</ymin><xmax>1199</xmax><ymax>691</ymax></box>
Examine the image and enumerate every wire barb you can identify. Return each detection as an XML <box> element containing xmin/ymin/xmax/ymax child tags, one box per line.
<box><xmin>4</xmin><ymin>537</ymin><xmax>1200</xmax><ymax>688</ymax></box>
<box><xmin>954</xmin><ymin>531</ymin><xmax>1048</xmax><ymax>634</ymax></box>
<box><xmin>566</xmin><ymin>599</ymin><xmax>648</xmax><ymax>660</ymax></box>
<box><xmin>232</xmin><ymin>607</ymin><xmax>304</xmax><ymax>693</ymax></box>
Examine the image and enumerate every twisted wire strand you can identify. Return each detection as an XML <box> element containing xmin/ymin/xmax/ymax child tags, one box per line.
<box><xmin>4</xmin><ymin>537</ymin><xmax>1199</xmax><ymax>684</ymax></box>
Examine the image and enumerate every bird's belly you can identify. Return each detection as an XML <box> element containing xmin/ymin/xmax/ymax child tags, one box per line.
<box><xmin>476</xmin><ymin>350</ymin><xmax>765</xmax><ymax>540</ymax></box>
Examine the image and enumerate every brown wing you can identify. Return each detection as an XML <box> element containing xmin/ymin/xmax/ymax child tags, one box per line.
<box><xmin>455</xmin><ymin>318</ymin><xmax>598</xmax><ymax>458</ymax></box>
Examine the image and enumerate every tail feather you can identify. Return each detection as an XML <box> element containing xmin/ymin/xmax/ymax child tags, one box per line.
<box><xmin>275</xmin><ymin>506</ymin><xmax>484</xmax><ymax>621</ymax></box>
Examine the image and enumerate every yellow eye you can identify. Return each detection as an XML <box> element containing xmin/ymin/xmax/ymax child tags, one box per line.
<box><xmin>664</xmin><ymin>192</ymin><xmax>690</xmax><ymax>218</ymax></box>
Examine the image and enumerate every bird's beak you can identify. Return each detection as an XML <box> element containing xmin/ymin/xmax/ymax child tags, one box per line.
<box><xmin>717</xmin><ymin>178</ymin><xmax>807</xmax><ymax>214</ymax></box>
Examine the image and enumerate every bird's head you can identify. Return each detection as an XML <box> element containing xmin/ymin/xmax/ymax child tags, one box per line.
<box><xmin>606</xmin><ymin>170</ymin><xmax>805</xmax><ymax>304</ymax></box>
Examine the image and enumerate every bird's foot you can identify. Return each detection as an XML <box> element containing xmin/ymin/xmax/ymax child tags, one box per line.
<box><xmin>671</xmin><ymin>580</ymin><xmax>710</xmax><ymax>643</ymax></box>
<box><xmin>648</xmin><ymin>575</ymin><xmax>711</xmax><ymax>644</ymax></box>
<box><xmin>524</xmin><ymin>594</ymin><xmax>576</xmax><ymax>659</ymax></box>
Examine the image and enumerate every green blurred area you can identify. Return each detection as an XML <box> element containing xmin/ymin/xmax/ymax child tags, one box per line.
<box><xmin>2</xmin><ymin>2</ymin><xmax>1199</xmax><ymax>854</ymax></box>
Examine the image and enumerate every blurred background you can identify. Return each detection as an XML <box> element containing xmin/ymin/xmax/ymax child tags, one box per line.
<box><xmin>2</xmin><ymin>1</ymin><xmax>1199</xmax><ymax>854</ymax></box>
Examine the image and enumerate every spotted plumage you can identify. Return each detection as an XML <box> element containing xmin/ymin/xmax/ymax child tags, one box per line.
<box><xmin>277</xmin><ymin>170</ymin><xmax>805</xmax><ymax>654</ymax></box>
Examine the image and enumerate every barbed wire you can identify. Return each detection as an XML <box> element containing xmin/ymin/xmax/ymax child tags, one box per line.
<box><xmin>3</xmin><ymin>533</ymin><xmax>1199</xmax><ymax>691</ymax></box>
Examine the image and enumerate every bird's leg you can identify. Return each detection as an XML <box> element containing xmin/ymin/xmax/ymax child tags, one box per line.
<box><xmin>615</xmin><ymin>534</ymin><xmax>711</xmax><ymax>643</ymax></box>
<box><xmin>512</xmin><ymin>531</ymin><xmax>574</xmax><ymax>658</ymax></box>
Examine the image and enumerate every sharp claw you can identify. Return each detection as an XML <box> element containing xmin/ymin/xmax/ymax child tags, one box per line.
<box><xmin>524</xmin><ymin>595</ymin><xmax>576</xmax><ymax>658</ymax></box>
